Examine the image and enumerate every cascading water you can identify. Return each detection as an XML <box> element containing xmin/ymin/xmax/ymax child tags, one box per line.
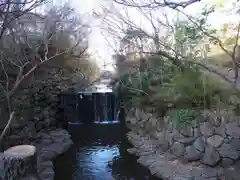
<box><xmin>94</xmin><ymin>92</ymin><xmax>118</xmax><ymax>124</ymax></box>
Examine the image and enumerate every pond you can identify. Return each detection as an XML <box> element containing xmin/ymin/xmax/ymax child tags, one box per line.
<box><xmin>53</xmin><ymin>122</ymin><xmax>160</xmax><ymax>180</ymax></box>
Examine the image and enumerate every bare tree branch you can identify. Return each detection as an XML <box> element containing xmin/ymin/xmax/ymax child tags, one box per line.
<box><xmin>113</xmin><ymin>0</ymin><xmax>201</xmax><ymax>9</ymax></box>
<box><xmin>0</xmin><ymin>111</ymin><xmax>15</xmax><ymax>151</ymax></box>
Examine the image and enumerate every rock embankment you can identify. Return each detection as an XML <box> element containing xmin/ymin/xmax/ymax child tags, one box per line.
<box><xmin>35</xmin><ymin>129</ymin><xmax>72</xmax><ymax>180</ymax></box>
<box><xmin>126</xmin><ymin>108</ymin><xmax>240</xmax><ymax>180</ymax></box>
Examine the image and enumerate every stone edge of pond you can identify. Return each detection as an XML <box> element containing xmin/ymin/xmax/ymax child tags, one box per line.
<box><xmin>35</xmin><ymin>128</ymin><xmax>72</xmax><ymax>180</ymax></box>
<box><xmin>126</xmin><ymin>129</ymin><xmax>237</xmax><ymax>180</ymax></box>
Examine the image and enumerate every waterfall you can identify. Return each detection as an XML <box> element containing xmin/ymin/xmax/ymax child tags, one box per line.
<box><xmin>93</xmin><ymin>92</ymin><xmax>118</xmax><ymax>124</ymax></box>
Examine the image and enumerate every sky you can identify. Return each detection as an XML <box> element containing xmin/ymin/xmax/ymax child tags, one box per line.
<box><xmin>71</xmin><ymin>0</ymin><xmax>112</xmax><ymax>70</ymax></box>
<box><xmin>69</xmin><ymin>0</ymin><xmax>239</xmax><ymax>71</ymax></box>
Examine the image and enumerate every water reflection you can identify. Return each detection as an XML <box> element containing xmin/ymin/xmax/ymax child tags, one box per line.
<box><xmin>73</xmin><ymin>145</ymin><xmax>119</xmax><ymax>180</ymax></box>
<box><xmin>94</xmin><ymin>120</ymin><xmax>119</xmax><ymax>124</ymax></box>
<box><xmin>54</xmin><ymin>124</ymin><xmax>160</xmax><ymax>180</ymax></box>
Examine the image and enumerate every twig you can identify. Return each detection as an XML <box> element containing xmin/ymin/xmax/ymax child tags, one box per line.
<box><xmin>0</xmin><ymin>111</ymin><xmax>15</xmax><ymax>151</ymax></box>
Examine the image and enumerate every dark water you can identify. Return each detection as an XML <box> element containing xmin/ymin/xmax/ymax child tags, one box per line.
<box><xmin>53</xmin><ymin>122</ymin><xmax>160</xmax><ymax>180</ymax></box>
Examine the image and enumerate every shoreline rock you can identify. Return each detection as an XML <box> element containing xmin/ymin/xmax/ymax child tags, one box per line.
<box><xmin>126</xmin><ymin>108</ymin><xmax>240</xmax><ymax>180</ymax></box>
<box><xmin>3</xmin><ymin>128</ymin><xmax>73</xmax><ymax>180</ymax></box>
<box><xmin>127</xmin><ymin>131</ymin><xmax>223</xmax><ymax>180</ymax></box>
<box><xmin>34</xmin><ymin>129</ymin><xmax>72</xmax><ymax>180</ymax></box>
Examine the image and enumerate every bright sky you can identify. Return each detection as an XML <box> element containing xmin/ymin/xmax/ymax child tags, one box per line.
<box><xmin>70</xmin><ymin>0</ymin><xmax>239</xmax><ymax>71</ymax></box>
<box><xmin>71</xmin><ymin>0</ymin><xmax>112</xmax><ymax>70</ymax></box>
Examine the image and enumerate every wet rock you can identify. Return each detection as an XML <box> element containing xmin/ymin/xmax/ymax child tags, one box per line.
<box><xmin>185</xmin><ymin>145</ymin><xmax>202</xmax><ymax>161</ymax></box>
<box><xmin>170</xmin><ymin>142</ymin><xmax>185</xmax><ymax>157</ymax></box>
<box><xmin>226</xmin><ymin>122</ymin><xmax>240</xmax><ymax>138</ymax></box>
<box><xmin>36</xmin><ymin>129</ymin><xmax>72</xmax><ymax>179</ymax></box>
<box><xmin>201</xmin><ymin>145</ymin><xmax>220</xmax><ymax>166</ymax></box>
<box><xmin>200</xmin><ymin>122</ymin><xmax>213</xmax><ymax>137</ymax></box>
<box><xmin>218</xmin><ymin>143</ymin><xmax>240</xmax><ymax>160</ymax></box>
<box><xmin>207</xmin><ymin>135</ymin><xmax>224</xmax><ymax>148</ymax></box>
<box><xmin>193</xmin><ymin>137</ymin><xmax>205</xmax><ymax>152</ymax></box>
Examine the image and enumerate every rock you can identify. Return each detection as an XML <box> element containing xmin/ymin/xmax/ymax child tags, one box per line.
<box><xmin>153</xmin><ymin>131</ymin><xmax>166</xmax><ymax>145</ymax></box>
<box><xmin>185</xmin><ymin>145</ymin><xmax>202</xmax><ymax>161</ymax></box>
<box><xmin>193</xmin><ymin>128</ymin><xmax>200</xmax><ymax>138</ymax></box>
<box><xmin>40</xmin><ymin>168</ymin><xmax>54</xmax><ymax>180</ymax></box>
<box><xmin>35</xmin><ymin>120</ymin><xmax>46</xmax><ymax>131</ymax></box>
<box><xmin>40</xmin><ymin>138</ymin><xmax>53</xmax><ymax>145</ymax></box>
<box><xmin>224</xmin><ymin>136</ymin><xmax>233</xmax><ymax>144</ymax></box>
<box><xmin>200</xmin><ymin>122</ymin><xmax>213</xmax><ymax>137</ymax></box>
<box><xmin>193</xmin><ymin>137</ymin><xmax>205</xmax><ymax>152</ymax></box>
<box><xmin>171</xmin><ymin>176</ymin><xmax>194</xmax><ymax>180</ymax></box>
<box><xmin>20</xmin><ymin>126</ymin><xmax>37</xmax><ymax>139</ymax></box>
<box><xmin>180</xmin><ymin>125</ymin><xmax>193</xmax><ymax>137</ymax></box>
<box><xmin>226</xmin><ymin>122</ymin><xmax>240</xmax><ymax>138</ymax></box>
<box><xmin>127</xmin><ymin>148</ymin><xmax>139</xmax><ymax>155</ymax></box>
<box><xmin>135</xmin><ymin>108</ymin><xmax>144</xmax><ymax>121</ymax></box>
<box><xmin>201</xmin><ymin>145</ymin><xmax>220</xmax><ymax>166</ymax></box>
<box><xmin>170</xmin><ymin>142</ymin><xmax>185</xmax><ymax>157</ymax></box>
<box><xmin>201</xmin><ymin>110</ymin><xmax>210</xmax><ymax>122</ymax></box>
<box><xmin>215</xmin><ymin>125</ymin><xmax>226</xmax><ymax>138</ymax></box>
<box><xmin>165</xmin><ymin>132</ymin><xmax>174</xmax><ymax>146</ymax></box>
<box><xmin>230</xmin><ymin>139</ymin><xmax>240</xmax><ymax>150</ymax></box>
<box><xmin>126</xmin><ymin>117</ymin><xmax>137</xmax><ymax>125</ymax></box>
<box><xmin>220</xmin><ymin>158</ymin><xmax>234</xmax><ymax>167</ymax></box>
<box><xmin>207</xmin><ymin>135</ymin><xmax>224</xmax><ymax>148</ymax></box>
<box><xmin>211</xmin><ymin>116</ymin><xmax>222</xmax><ymax>127</ymax></box>
<box><xmin>174</xmin><ymin>133</ymin><xmax>195</xmax><ymax>145</ymax></box>
<box><xmin>218</xmin><ymin>143</ymin><xmax>240</xmax><ymax>160</ymax></box>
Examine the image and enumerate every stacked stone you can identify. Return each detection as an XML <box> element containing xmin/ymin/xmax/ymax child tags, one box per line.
<box><xmin>126</xmin><ymin>108</ymin><xmax>240</xmax><ymax>180</ymax></box>
<box><xmin>3</xmin><ymin>68</ymin><xmax>79</xmax><ymax>149</ymax></box>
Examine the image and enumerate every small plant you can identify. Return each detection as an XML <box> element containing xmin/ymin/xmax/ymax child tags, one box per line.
<box><xmin>177</xmin><ymin>109</ymin><xmax>197</xmax><ymax>126</ymax></box>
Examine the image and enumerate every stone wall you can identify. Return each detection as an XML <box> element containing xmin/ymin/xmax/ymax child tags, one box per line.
<box><xmin>0</xmin><ymin>67</ymin><xmax>77</xmax><ymax>179</ymax></box>
<box><xmin>126</xmin><ymin>108</ymin><xmax>240</xmax><ymax>180</ymax></box>
<box><xmin>1</xmin><ymin>67</ymin><xmax>79</xmax><ymax>149</ymax></box>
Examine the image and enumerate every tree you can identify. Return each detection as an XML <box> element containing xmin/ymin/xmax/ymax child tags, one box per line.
<box><xmin>0</xmin><ymin>1</ymin><xmax>91</xmax><ymax>150</ymax></box>
<box><xmin>97</xmin><ymin>0</ymin><xmax>240</xmax><ymax>88</ymax></box>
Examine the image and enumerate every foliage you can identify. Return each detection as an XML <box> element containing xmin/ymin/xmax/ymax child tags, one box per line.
<box><xmin>169</xmin><ymin>108</ymin><xmax>197</xmax><ymax>128</ymax></box>
<box><xmin>0</xmin><ymin>1</ymin><xmax>99</xmax><ymax>150</ymax></box>
<box><xmin>115</xmin><ymin>54</ymin><xmax>240</xmax><ymax>124</ymax></box>
<box><xmin>106</xmin><ymin>0</ymin><xmax>240</xmax><ymax>126</ymax></box>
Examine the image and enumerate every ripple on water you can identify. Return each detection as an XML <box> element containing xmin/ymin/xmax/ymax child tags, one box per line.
<box><xmin>73</xmin><ymin>145</ymin><xmax>120</xmax><ymax>180</ymax></box>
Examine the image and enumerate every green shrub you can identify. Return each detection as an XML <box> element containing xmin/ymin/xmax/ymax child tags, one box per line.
<box><xmin>169</xmin><ymin>108</ymin><xmax>197</xmax><ymax>128</ymax></box>
<box><xmin>115</xmin><ymin>55</ymin><xmax>240</xmax><ymax>124</ymax></box>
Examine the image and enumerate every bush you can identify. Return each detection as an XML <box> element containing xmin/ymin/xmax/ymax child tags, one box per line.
<box><xmin>115</xmin><ymin>55</ymin><xmax>240</xmax><ymax>124</ymax></box>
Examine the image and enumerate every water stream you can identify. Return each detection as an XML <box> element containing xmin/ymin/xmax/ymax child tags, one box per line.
<box><xmin>54</xmin><ymin>123</ymin><xmax>159</xmax><ymax>180</ymax></box>
<box><xmin>54</xmin><ymin>81</ymin><xmax>160</xmax><ymax>180</ymax></box>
